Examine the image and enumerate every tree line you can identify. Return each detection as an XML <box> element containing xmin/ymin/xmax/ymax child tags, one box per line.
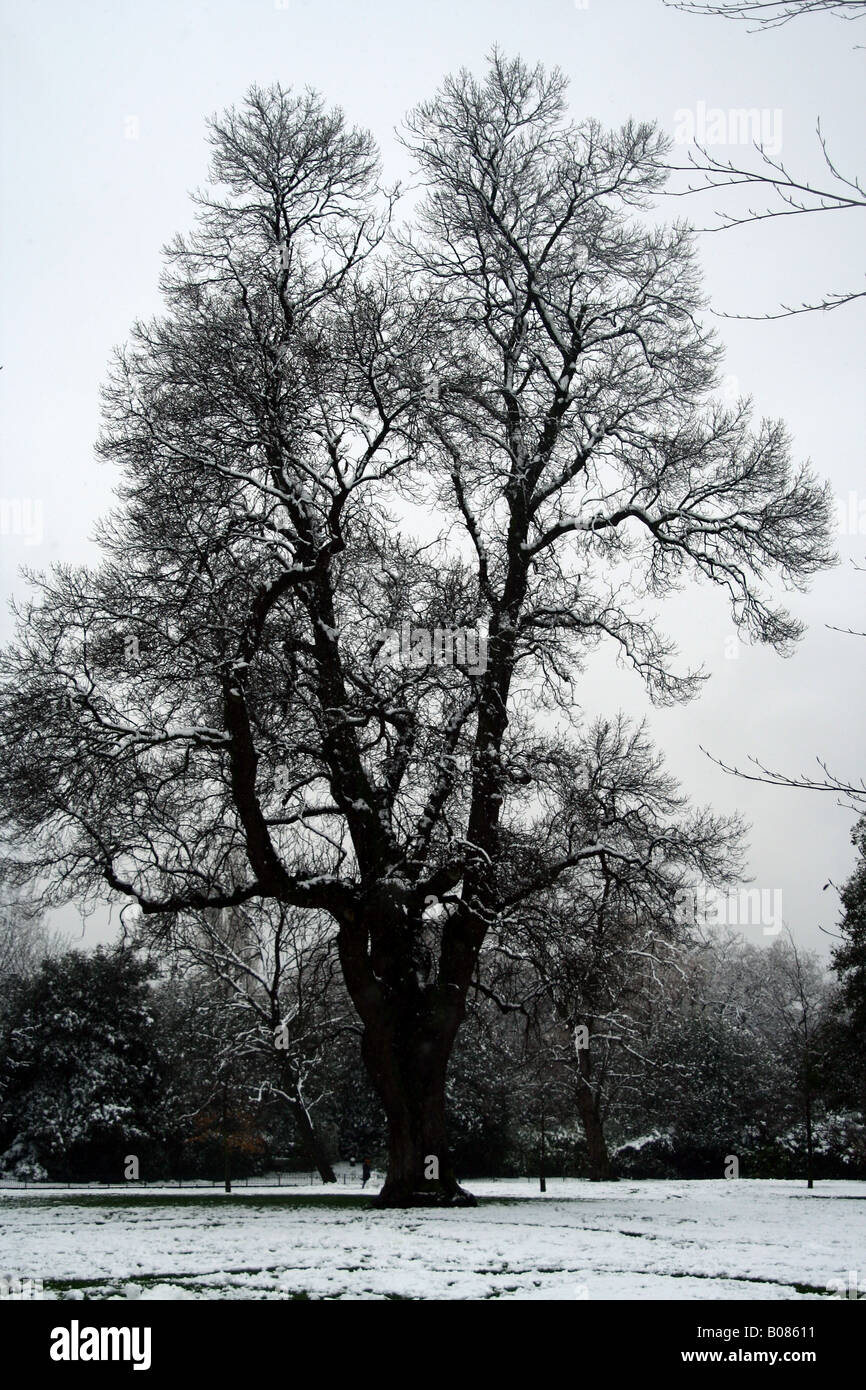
<box><xmin>1</xmin><ymin>810</ymin><xmax>863</xmax><ymax>1186</ymax></box>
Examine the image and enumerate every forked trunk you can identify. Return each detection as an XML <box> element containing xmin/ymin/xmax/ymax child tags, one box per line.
<box><xmin>276</xmin><ymin>1056</ymin><xmax>337</xmax><ymax>1183</ymax></box>
<box><xmin>339</xmin><ymin>894</ymin><xmax>478</xmax><ymax>1207</ymax></box>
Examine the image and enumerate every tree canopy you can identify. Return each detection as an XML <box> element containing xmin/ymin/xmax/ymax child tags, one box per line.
<box><xmin>0</xmin><ymin>55</ymin><xmax>835</xmax><ymax>1203</ymax></box>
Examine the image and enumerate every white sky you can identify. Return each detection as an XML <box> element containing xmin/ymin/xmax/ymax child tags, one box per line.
<box><xmin>1</xmin><ymin>0</ymin><xmax>864</xmax><ymax>955</ymax></box>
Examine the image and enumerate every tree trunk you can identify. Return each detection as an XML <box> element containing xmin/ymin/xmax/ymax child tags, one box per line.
<box><xmin>338</xmin><ymin>893</ymin><xmax>478</xmax><ymax>1207</ymax></box>
<box><xmin>576</xmin><ymin>1084</ymin><xmax>613</xmax><ymax>1180</ymax></box>
<box><xmin>575</xmin><ymin>1030</ymin><xmax>614</xmax><ymax>1181</ymax></box>
<box><xmin>291</xmin><ymin>1096</ymin><xmax>337</xmax><ymax>1184</ymax></box>
<box><xmin>360</xmin><ymin>1006</ymin><xmax>475</xmax><ymax>1207</ymax></box>
<box><xmin>362</xmin><ymin>1021</ymin><xmax>475</xmax><ymax>1207</ymax></box>
<box><xmin>804</xmin><ymin>1085</ymin><xmax>814</xmax><ymax>1190</ymax></box>
<box><xmin>222</xmin><ymin>1083</ymin><xmax>232</xmax><ymax>1194</ymax></box>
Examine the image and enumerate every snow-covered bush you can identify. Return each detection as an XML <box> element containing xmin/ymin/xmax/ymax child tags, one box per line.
<box><xmin>0</xmin><ymin>947</ymin><xmax>170</xmax><ymax>1181</ymax></box>
<box><xmin>613</xmin><ymin>1130</ymin><xmax>678</xmax><ymax>1178</ymax></box>
<box><xmin>0</xmin><ymin>1137</ymin><xmax>47</xmax><ymax>1182</ymax></box>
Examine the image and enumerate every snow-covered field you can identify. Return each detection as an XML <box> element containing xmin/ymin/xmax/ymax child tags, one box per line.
<box><xmin>1</xmin><ymin>1179</ymin><xmax>863</xmax><ymax>1301</ymax></box>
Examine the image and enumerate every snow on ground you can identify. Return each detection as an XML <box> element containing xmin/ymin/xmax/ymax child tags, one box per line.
<box><xmin>1</xmin><ymin>1178</ymin><xmax>863</xmax><ymax>1301</ymax></box>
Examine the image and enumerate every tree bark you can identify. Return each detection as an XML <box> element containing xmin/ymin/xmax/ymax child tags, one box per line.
<box><xmin>576</xmin><ymin>1084</ymin><xmax>613</xmax><ymax>1181</ymax></box>
<box><xmin>291</xmin><ymin>1096</ymin><xmax>337</xmax><ymax>1184</ymax></box>
<box><xmin>337</xmin><ymin>890</ymin><xmax>479</xmax><ymax>1207</ymax></box>
<box><xmin>360</xmin><ymin>1006</ymin><xmax>475</xmax><ymax>1207</ymax></box>
<box><xmin>575</xmin><ymin>1030</ymin><xmax>615</xmax><ymax>1181</ymax></box>
<box><xmin>804</xmin><ymin>1083</ymin><xmax>814</xmax><ymax>1190</ymax></box>
<box><xmin>222</xmin><ymin>1083</ymin><xmax>232</xmax><ymax>1194</ymax></box>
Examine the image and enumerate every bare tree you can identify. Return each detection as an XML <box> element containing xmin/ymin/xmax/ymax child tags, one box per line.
<box><xmin>0</xmin><ymin>57</ymin><xmax>834</xmax><ymax>1205</ymax></box>
<box><xmin>488</xmin><ymin>716</ymin><xmax>743</xmax><ymax>1178</ymax></box>
<box><xmin>663</xmin><ymin>0</ymin><xmax>866</xmax><ymax>317</ymax></box>
<box><xmin>664</xmin><ymin>1</ymin><xmax>865</xmax><ymax>28</ymax></box>
<box><xmin>751</xmin><ymin>932</ymin><xmax>830</xmax><ymax>1186</ymax></box>
<box><xmin>135</xmin><ymin>901</ymin><xmax>345</xmax><ymax>1182</ymax></box>
<box><xmin>704</xmin><ymin>749</ymin><xmax>866</xmax><ymax>806</ymax></box>
<box><xmin>0</xmin><ymin>894</ymin><xmax>65</xmax><ymax>978</ymax></box>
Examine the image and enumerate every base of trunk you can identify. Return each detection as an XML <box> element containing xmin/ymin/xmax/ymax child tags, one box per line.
<box><xmin>371</xmin><ymin>1178</ymin><xmax>477</xmax><ymax>1209</ymax></box>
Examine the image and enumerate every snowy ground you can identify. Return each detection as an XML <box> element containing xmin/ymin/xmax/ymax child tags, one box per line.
<box><xmin>1</xmin><ymin>1178</ymin><xmax>863</xmax><ymax>1301</ymax></box>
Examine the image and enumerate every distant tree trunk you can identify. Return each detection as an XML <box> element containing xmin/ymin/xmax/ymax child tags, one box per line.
<box><xmin>222</xmin><ymin>1082</ymin><xmax>232</xmax><ymax>1194</ymax></box>
<box><xmin>291</xmin><ymin>1095</ymin><xmax>337</xmax><ymax>1184</ymax></box>
<box><xmin>575</xmin><ymin>1028</ymin><xmax>614</xmax><ymax>1181</ymax></box>
<box><xmin>804</xmin><ymin>1081</ymin><xmax>815</xmax><ymax>1190</ymax></box>
<box><xmin>576</xmin><ymin>1086</ymin><xmax>613</xmax><ymax>1181</ymax></box>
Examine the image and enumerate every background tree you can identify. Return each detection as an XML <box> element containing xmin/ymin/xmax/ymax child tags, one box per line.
<box><xmin>616</xmin><ymin>938</ymin><xmax>783</xmax><ymax>1176</ymax></box>
<box><xmin>833</xmin><ymin>816</ymin><xmax>866</xmax><ymax>1016</ymax></box>
<box><xmin>0</xmin><ymin>948</ymin><xmax>167</xmax><ymax>1181</ymax></box>
<box><xmin>487</xmin><ymin>715</ymin><xmax>743</xmax><ymax>1178</ymax></box>
<box><xmin>750</xmin><ymin>934</ymin><xmax>830</xmax><ymax>1186</ymax></box>
<box><xmin>663</xmin><ymin>0</ymin><xmax>866</xmax><ymax>317</ymax></box>
<box><xmin>164</xmin><ymin>977</ymin><xmax>269</xmax><ymax>1191</ymax></box>
<box><xmin>134</xmin><ymin>900</ymin><xmax>345</xmax><ymax>1181</ymax></box>
<box><xmin>613</xmin><ymin>929</ymin><xmax>861</xmax><ymax>1181</ymax></box>
<box><xmin>0</xmin><ymin>57</ymin><xmax>834</xmax><ymax>1205</ymax></box>
<box><xmin>0</xmin><ymin>893</ymin><xmax>65</xmax><ymax>979</ymax></box>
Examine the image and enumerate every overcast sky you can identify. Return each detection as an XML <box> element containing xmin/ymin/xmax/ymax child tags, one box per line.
<box><xmin>1</xmin><ymin>0</ymin><xmax>864</xmax><ymax>955</ymax></box>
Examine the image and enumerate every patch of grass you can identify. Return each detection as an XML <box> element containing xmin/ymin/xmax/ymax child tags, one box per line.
<box><xmin>3</xmin><ymin>1190</ymin><xmax>536</xmax><ymax>1219</ymax></box>
<box><xmin>45</xmin><ymin>1265</ymin><xmax>327</xmax><ymax>1301</ymax></box>
<box><xmin>6</xmin><ymin>1191</ymin><xmax>370</xmax><ymax>1213</ymax></box>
